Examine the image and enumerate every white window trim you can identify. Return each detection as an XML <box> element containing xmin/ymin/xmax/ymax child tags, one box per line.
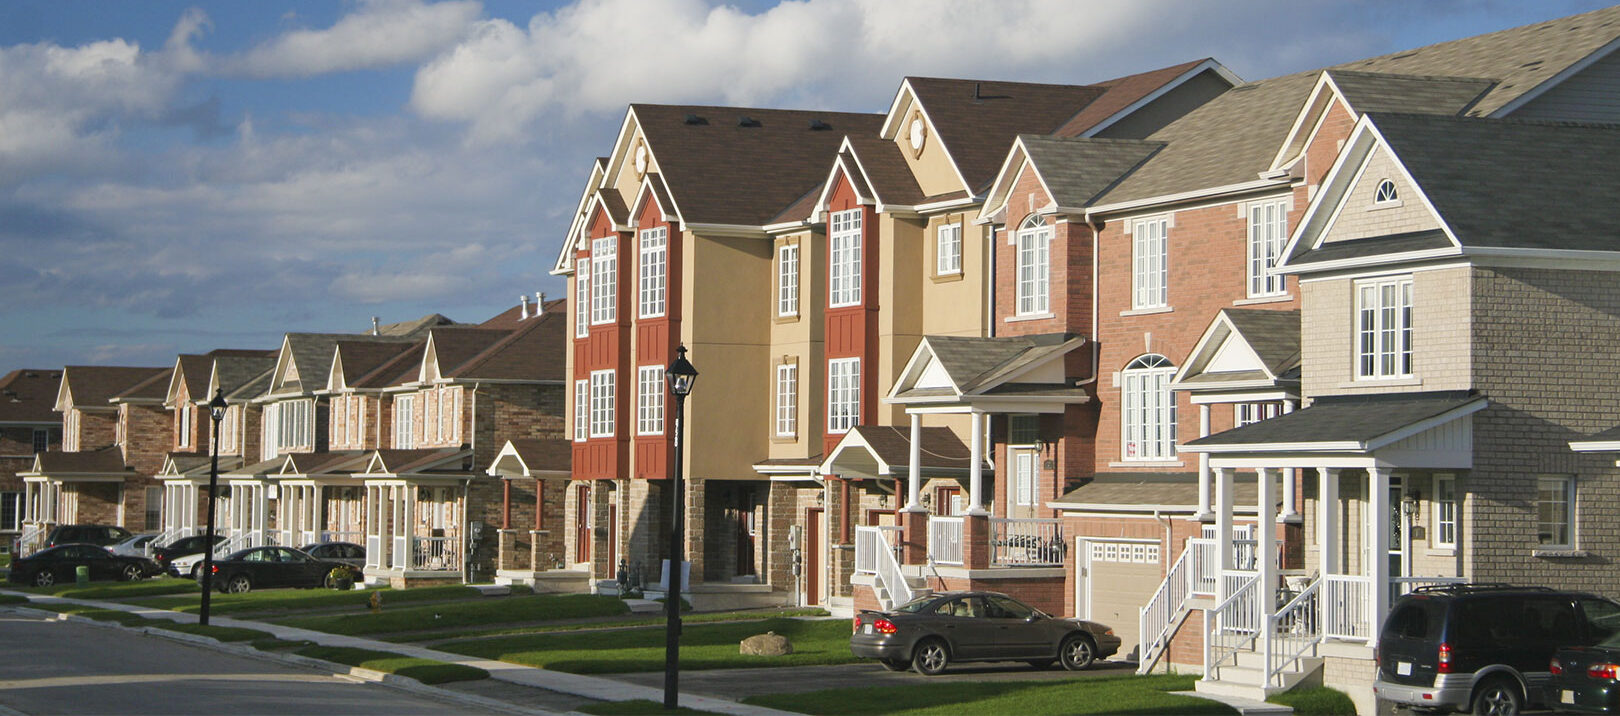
<box><xmin>639</xmin><ymin>227</ymin><xmax>667</xmax><ymax>319</ymax></box>
<box><xmin>775</xmin><ymin>363</ymin><xmax>798</xmax><ymax>438</ymax></box>
<box><xmin>394</xmin><ymin>395</ymin><xmax>416</xmax><ymax>450</ymax></box>
<box><xmin>829</xmin><ymin>209</ymin><xmax>863</xmax><ymax>308</ymax></box>
<box><xmin>827</xmin><ymin>358</ymin><xmax>860</xmax><ymax>434</ymax></box>
<box><xmin>1373</xmin><ymin>179</ymin><xmax>1401</xmax><ymax>207</ymax></box>
<box><xmin>1536</xmin><ymin>474</ymin><xmax>1576</xmax><ymax>550</ymax></box>
<box><xmin>1121</xmin><ymin>355</ymin><xmax>1176</xmax><ymax>461</ymax></box>
<box><xmin>1015</xmin><ymin>221</ymin><xmax>1051</xmax><ymax>316</ymax></box>
<box><xmin>1355</xmin><ymin>276</ymin><xmax>1413</xmax><ymax>380</ymax></box>
<box><xmin>777</xmin><ymin>244</ymin><xmax>799</xmax><ymax>318</ymax></box>
<box><xmin>575</xmin><ymin>257</ymin><xmax>590</xmax><ymax>338</ymax></box>
<box><xmin>1132</xmin><ymin>216</ymin><xmax>1169</xmax><ymax>310</ymax></box>
<box><xmin>637</xmin><ymin>365</ymin><xmax>665</xmax><ymax>436</ymax></box>
<box><xmin>1432</xmin><ymin>473</ymin><xmax>1457</xmax><ymax>549</ymax></box>
<box><xmin>1247</xmin><ymin>200</ymin><xmax>1288</xmax><ymax>299</ymax></box>
<box><xmin>937</xmin><ymin>222</ymin><xmax>962</xmax><ymax>276</ymax></box>
<box><xmin>589</xmin><ymin>370</ymin><xmax>615</xmax><ymax>438</ymax></box>
<box><xmin>178</xmin><ymin>405</ymin><xmax>193</xmax><ymax>449</ymax></box>
<box><xmin>1234</xmin><ymin>401</ymin><xmax>1281</xmax><ymax>428</ymax></box>
<box><xmin>590</xmin><ymin>237</ymin><xmax>616</xmax><ymax>325</ymax></box>
<box><xmin>573</xmin><ymin>379</ymin><xmax>588</xmax><ymax>442</ymax></box>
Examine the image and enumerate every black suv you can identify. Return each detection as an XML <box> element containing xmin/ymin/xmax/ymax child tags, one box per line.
<box><xmin>45</xmin><ymin>524</ymin><xmax>132</xmax><ymax>549</ymax></box>
<box><xmin>1375</xmin><ymin>584</ymin><xmax>1620</xmax><ymax>716</ymax></box>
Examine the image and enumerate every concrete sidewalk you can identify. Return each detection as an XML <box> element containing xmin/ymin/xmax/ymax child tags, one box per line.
<box><xmin>1</xmin><ymin>589</ymin><xmax>798</xmax><ymax>716</ymax></box>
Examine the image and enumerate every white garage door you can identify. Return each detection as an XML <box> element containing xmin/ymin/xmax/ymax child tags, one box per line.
<box><xmin>1080</xmin><ymin>539</ymin><xmax>1162</xmax><ymax>662</ymax></box>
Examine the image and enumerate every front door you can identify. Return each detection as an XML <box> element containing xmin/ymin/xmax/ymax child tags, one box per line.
<box><xmin>574</xmin><ymin>484</ymin><xmax>591</xmax><ymax>565</ymax></box>
<box><xmin>806</xmin><ymin>507</ymin><xmax>823</xmax><ymax>606</ymax></box>
<box><xmin>734</xmin><ymin>488</ymin><xmax>755</xmax><ymax>577</ymax></box>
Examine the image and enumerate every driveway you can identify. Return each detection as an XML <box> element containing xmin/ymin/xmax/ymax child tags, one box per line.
<box><xmin>609</xmin><ymin>659</ymin><xmax>1137</xmax><ymax>700</ymax></box>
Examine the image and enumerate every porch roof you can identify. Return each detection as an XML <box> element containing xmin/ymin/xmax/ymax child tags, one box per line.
<box><xmin>1570</xmin><ymin>424</ymin><xmax>1620</xmax><ymax>452</ymax></box>
<box><xmin>1052</xmin><ymin>472</ymin><xmax>1259</xmax><ymax>513</ymax></box>
<box><xmin>23</xmin><ymin>446</ymin><xmax>129</xmax><ymax>479</ymax></box>
<box><xmin>752</xmin><ymin>454</ymin><xmax>824</xmax><ymax>478</ymax></box>
<box><xmin>486</xmin><ymin>438</ymin><xmax>570</xmax><ymax>478</ymax></box>
<box><xmin>1181</xmin><ymin>390</ymin><xmax>1485</xmax><ymax>453</ymax></box>
<box><xmin>361</xmin><ymin>447</ymin><xmax>474</xmax><ymax>479</ymax></box>
<box><xmin>819</xmin><ymin>426</ymin><xmax>980</xmax><ymax>480</ymax></box>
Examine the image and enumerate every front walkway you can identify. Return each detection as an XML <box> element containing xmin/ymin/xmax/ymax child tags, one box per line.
<box><xmin>2</xmin><ymin>590</ymin><xmax>795</xmax><ymax>716</ymax></box>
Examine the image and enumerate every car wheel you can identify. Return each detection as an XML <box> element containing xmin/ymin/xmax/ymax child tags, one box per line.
<box><xmin>1026</xmin><ymin>659</ymin><xmax>1055</xmax><ymax>670</ymax></box>
<box><xmin>120</xmin><ymin>564</ymin><xmax>143</xmax><ymax>582</ymax></box>
<box><xmin>879</xmin><ymin>658</ymin><xmax>909</xmax><ymax>671</ymax></box>
<box><xmin>32</xmin><ymin>570</ymin><xmax>54</xmax><ymax>588</ymax></box>
<box><xmin>1473</xmin><ymin>678</ymin><xmax>1522</xmax><ymax>716</ymax></box>
<box><xmin>189</xmin><ymin>564</ymin><xmax>201</xmax><ymax>580</ymax></box>
<box><xmin>225</xmin><ymin>575</ymin><xmax>251</xmax><ymax>594</ymax></box>
<box><xmin>911</xmin><ymin>638</ymin><xmax>950</xmax><ymax>676</ymax></box>
<box><xmin>1060</xmin><ymin>633</ymin><xmax>1097</xmax><ymax>671</ymax></box>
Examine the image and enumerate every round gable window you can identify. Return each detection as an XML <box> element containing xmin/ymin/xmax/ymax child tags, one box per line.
<box><xmin>634</xmin><ymin>143</ymin><xmax>649</xmax><ymax>177</ymax></box>
<box><xmin>908</xmin><ymin>115</ymin><xmax>927</xmax><ymax>156</ymax></box>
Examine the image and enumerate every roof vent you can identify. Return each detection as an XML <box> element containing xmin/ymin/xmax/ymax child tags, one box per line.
<box><xmin>371</xmin><ymin>317</ymin><xmax>380</xmax><ymax>336</ymax></box>
<box><xmin>973</xmin><ymin>82</ymin><xmax>982</xmax><ymax>100</ymax></box>
<box><xmin>809</xmin><ymin>119</ymin><xmax>830</xmax><ymax>131</ymax></box>
<box><xmin>519</xmin><ymin>294</ymin><xmax>530</xmax><ymax>320</ymax></box>
<box><xmin>738</xmin><ymin>116</ymin><xmax>761</xmax><ymax>127</ymax></box>
<box><xmin>684</xmin><ymin>113</ymin><xmax>706</xmax><ymax>125</ymax></box>
<box><xmin>535</xmin><ymin>292</ymin><xmax>546</xmax><ymax>317</ymax></box>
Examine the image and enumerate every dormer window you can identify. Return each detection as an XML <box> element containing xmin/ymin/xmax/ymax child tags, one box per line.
<box><xmin>1373</xmin><ymin>179</ymin><xmax>1400</xmax><ymax>206</ymax></box>
<box><xmin>178</xmin><ymin>404</ymin><xmax>193</xmax><ymax>449</ymax></box>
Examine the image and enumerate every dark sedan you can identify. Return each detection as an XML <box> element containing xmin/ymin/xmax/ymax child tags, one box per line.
<box><xmin>1549</xmin><ymin>632</ymin><xmax>1620</xmax><ymax>713</ymax></box>
<box><xmin>850</xmin><ymin>591</ymin><xmax>1121</xmax><ymax>675</ymax></box>
<box><xmin>7</xmin><ymin>544</ymin><xmax>162</xmax><ymax>587</ymax></box>
<box><xmin>201</xmin><ymin>546</ymin><xmax>361</xmax><ymax>593</ymax></box>
<box><xmin>153</xmin><ymin>534</ymin><xmax>227</xmax><ymax>577</ymax></box>
<box><xmin>298</xmin><ymin>542</ymin><xmax>366</xmax><ymax>568</ymax></box>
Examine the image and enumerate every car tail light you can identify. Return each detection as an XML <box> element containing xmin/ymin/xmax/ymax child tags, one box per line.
<box><xmin>1590</xmin><ymin>663</ymin><xmax>1620</xmax><ymax>681</ymax></box>
<box><xmin>1437</xmin><ymin>642</ymin><xmax>1452</xmax><ymax>674</ymax></box>
<box><xmin>210</xmin><ymin>565</ymin><xmax>219</xmax><ymax>574</ymax></box>
<box><xmin>852</xmin><ymin>616</ymin><xmax>862</xmax><ymax>634</ymax></box>
<box><xmin>872</xmin><ymin>618</ymin><xmax>897</xmax><ymax>635</ymax></box>
<box><xmin>1551</xmin><ymin>658</ymin><xmax>1565</xmax><ymax>676</ymax></box>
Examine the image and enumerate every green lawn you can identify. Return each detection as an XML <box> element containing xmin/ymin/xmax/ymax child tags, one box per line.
<box><xmin>294</xmin><ymin>645</ymin><xmax>488</xmax><ymax>684</ymax></box>
<box><xmin>124</xmin><ymin>584</ymin><xmax>482</xmax><ymax>614</ymax></box>
<box><xmin>743</xmin><ymin>673</ymin><xmax>1233</xmax><ymax>715</ymax></box>
<box><xmin>273</xmin><ymin>593</ymin><xmax>629</xmax><ymax>635</ymax></box>
<box><xmin>7</xmin><ymin>577</ymin><xmax>199</xmax><ymax>599</ymax></box>
<box><xmin>0</xmin><ymin>594</ymin><xmax>29</xmax><ymax>605</ymax></box>
<box><xmin>390</xmin><ymin>607</ymin><xmax>829</xmax><ymax>642</ymax></box>
<box><xmin>1268</xmin><ymin>686</ymin><xmax>1357</xmax><ymax>715</ymax></box>
<box><xmin>437</xmin><ymin>617</ymin><xmax>857</xmax><ymax>673</ymax></box>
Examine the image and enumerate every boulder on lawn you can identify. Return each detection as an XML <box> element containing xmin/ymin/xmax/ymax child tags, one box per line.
<box><xmin>739</xmin><ymin>631</ymin><xmax>793</xmax><ymax>656</ymax></box>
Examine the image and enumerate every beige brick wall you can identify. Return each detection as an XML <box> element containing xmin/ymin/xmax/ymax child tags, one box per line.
<box><xmin>1300</xmin><ymin>266</ymin><xmax>1471</xmax><ymax>397</ymax></box>
<box><xmin>1321</xmin><ymin>147</ymin><xmax>1439</xmax><ymax>244</ymax></box>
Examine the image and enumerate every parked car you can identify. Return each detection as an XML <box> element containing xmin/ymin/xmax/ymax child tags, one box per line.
<box><xmin>849</xmin><ymin>590</ymin><xmax>1121</xmax><ymax>675</ymax></box>
<box><xmin>200</xmin><ymin>546</ymin><xmax>362</xmax><ymax>593</ymax></box>
<box><xmin>153</xmin><ymin>534</ymin><xmax>227</xmax><ymax>577</ymax></box>
<box><xmin>299</xmin><ymin>542</ymin><xmax>365</xmax><ymax>568</ymax></box>
<box><xmin>7</xmin><ymin>544</ymin><xmax>162</xmax><ymax>587</ymax></box>
<box><xmin>45</xmin><ymin>524</ymin><xmax>132</xmax><ymax>549</ymax></box>
<box><xmin>1545</xmin><ymin>606</ymin><xmax>1620</xmax><ymax>714</ymax></box>
<box><xmin>1375</xmin><ymin>584</ymin><xmax>1620</xmax><ymax>716</ymax></box>
<box><xmin>108</xmin><ymin>533</ymin><xmax>159</xmax><ymax>557</ymax></box>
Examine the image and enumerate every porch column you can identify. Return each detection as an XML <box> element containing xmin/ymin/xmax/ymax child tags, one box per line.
<box><xmin>534</xmin><ymin>480</ymin><xmax>544</xmax><ymax>531</ymax></box>
<box><xmin>1214</xmin><ymin>466</ymin><xmax>1234</xmax><ymax>601</ymax></box>
<box><xmin>1196</xmin><ymin>404</ymin><xmax>1212</xmax><ymax>520</ymax></box>
<box><xmin>502</xmin><ymin>479</ymin><xmax>512</xmax><ymax>530</ymax></box>
<box><xmin>401</xmin><ymin>486</ymin><xmax>417</xmax><ymax>571</ymax></box>
<box><xmin>1368</xmin><ymin>466</ymin><xmax>1391</xmax><ymax>646</ymax></box>
<box><xmin>1280</xmin><ymin>401</ymin><xmax>1299</xmax><ymax>521</ymax></box>
<box><xmin>967</xmin><ymin>409</ymin><xmax>987</xmax><ymax>515</ymax></box>
<box><xmin>905</xmin><ymin>412</ymin><xmax>922</xmax><ymax>511</ymax></box>
<box><xmin>1318</xmin><ymin>468</ymin><xmax>1340</xmax><ymax>575</ymax></box>
<box><xmin>1257</xmin><ymin>466</ymin><xmax>1279</xmax><ymax>673</ymax></box>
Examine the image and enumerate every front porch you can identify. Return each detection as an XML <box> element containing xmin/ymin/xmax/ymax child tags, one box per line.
<box><xmin>485</xmin><ymin>439</ymin><xmax>586</xmax><ymax>593</ymax></box>
<box><xmin>360</xmin><ymin>449</ymin><xmax>474</xmax><ymax>587</ymax></box>
<box><xmin>18</xmin><ymin>448</ymin><xmax>131</xmax><ymax>555</ymax></box>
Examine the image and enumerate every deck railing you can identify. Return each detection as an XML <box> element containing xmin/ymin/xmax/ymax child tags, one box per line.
<box><xmin>927</xmin><ymin>516</ymin><xmax>963</xmax><ymax>566</ymax></box>
<box><xmin>989</xmin><ymin>517</ymin><xmax>1063</xmax><ymax>566</ymax></box>
<box><xmin>1267</xmin><ymin>577</ymin><xmax>1322</xmax><ymax>687</ymax></box>
<box><xmin>412</xmin><ymin>536</ymin><xmax>462</xmax><ymax>572</ymax></box>
<box><xmin>1203</xmin><ymin>570</ymin><xmax>1261</xmax><ymax>679</ymax></box>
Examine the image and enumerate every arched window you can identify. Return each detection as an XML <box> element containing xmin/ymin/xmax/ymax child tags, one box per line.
<box><xmin>1015</xmin><ymin>214</ymin><xmax>1051</xmax><ymax>316</ymax></box>
<box><xmin>1122</xmin><ymin>354</ymin><xmax>1177</xmax><ymax>461</ymax></box>
<box><xmin>1373</xmin><ymin>179</ymin><xmax>1399</xmax><ymax>205</ymax></box>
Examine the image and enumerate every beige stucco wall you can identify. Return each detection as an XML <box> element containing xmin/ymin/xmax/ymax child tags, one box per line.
<box><xmin>684</xmin><ymin>231</ymin><xmax>772</xmax><ymax>480</ymax></box>
<box><xmin>877</xmin><ymin>213</ymin><xmax>926</xmax><ymax>428</ymax></box>
<box><xmin>919</xmin><ymin>211</ymin><xmax>990</xmax><ymax>338</ymax></box>
<box><xmin>608</xmin><ymin>127</ymin><xmax>660</xmax><ymax>201</ymax></box>
<box><xmin>892</xmin><ymin>95</ymin><xmax>966</xmax><ymax>197</ymax></box>
<box><xmin>1299</xmin><ymin>265</ymin><xmax>1472</xmax><ymax>397</ymax></box>
<box><xmin>766</xmin><ymin>229</ymin><xmax>825</xmax><ymax>461</ymax></box>
<box><xmin>1321</xmin><ymin>147</ymin><xmax>1439</xmax><ymax>244</ymax></box>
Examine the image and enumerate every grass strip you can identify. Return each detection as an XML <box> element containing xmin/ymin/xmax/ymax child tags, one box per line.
<box><xmin>294</xmin><ymin>645</ymin><xmax>488</xmax><ymax>684</ymax></box>
<box><xmin>9</xmin><ymin>578</ymin><xmax>199</xmax><ymax>599</ymax></box>
<box><xmin>59</xmin><ymin>606</ymin><xmax>154</xmax><ymax>627</ymax></box>
<box><xmin>389</xmin><ymin>607</ymin><xmax>830</xmax><ymax>643</ymax></box>
<box><xmin>159</xmin><ymin>623</ymin><xmax>275</xmax><ymax>642</ymax></box>
<box><xmin>0</xmin><ymin>594</ymin><xmax>30</xmax><ymax>605</ymax></box>
<box><xmin>576</xmin><ymin>699</ymin><xmax>717</xmax><ymax>715</ymax></box>
<box><xmin>1269</xmin><ymin>686</ymin><xmax>1357</xmax><ymax>715</ymax></box>
<box><xmin>124</xmin><ymin>584</ymin><xmax>481</xmax><ymax>614</ymax></box>
<box><xmin>438</xmin><ymin>617</ymin><xmax>857</xmax><ymax>673</ymax></box>
<box><xmin>274</xmin><ymin>593</ymin><xmax>628</xmax><ymax>636</ymax></box>
<box><xmin>251</xmin><ymin>637</ymin><xmax>317</xmax><ymax>652</ymax></box>
<box><xmin>743</xmin><ymin>673</ymin><xmax>1232</xmax><ymax>715</ymax></box>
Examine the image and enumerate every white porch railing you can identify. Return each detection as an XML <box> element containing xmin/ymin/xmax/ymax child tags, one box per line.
<box><xmin>989</xmin><ymin>517</ymin><xmax>1063</xmax><ymax>566</ymax></box>
<box><xmin>927</xmin><ymin>516</ymin><xmax>963</xmax><ymax>566</ymax></box>
<box><xmin>1203</xmin><ymin>570</ymin><xmax>1261</xmax><ymax>679</ymax></box>
<box><xmin>366</xmin><ymin>535</ymin><xmax>382</xmax><ymax>569</ymax></box>
<box><xmin>14</xmin><ymin>523</ymin><xmax>45</xmax><ymax>556</ymax></box>
<box><xmin>392</xmin><ymin>536</ymin><xmax>408</xmax><ymax>569</ymax></box>
<box><xmin>1267</xmin><ymin>577</ymin><xmax>1322</xmax><ymax>688</ymax></box>
<box><xmin>320</xmin><ymin>530</ymin><xmax>364</xmax><ymax>545</ymax></box>
<box><xmin>1138</xmin><ymin>541</ymin><xmax>1197</xmax><ymax>675</ymax></box>
<box><xmin>854</xmin><ymin>525</ymin><xmax>913</xmax><ymax>610</ymax></box>
<box><xmin>1323</xmin><ymin>574</ymin><xmax>1372</xmax><ymax>640</ymax></box>
<box><xmin>412</xmin><ymin>536</ymin><xmax>462</xmax><ymax>572</ymax></box>
<box><xmin>853</xmin><ymin>526</ymin><xmax>886</xmax><ymax>575</ymax></box>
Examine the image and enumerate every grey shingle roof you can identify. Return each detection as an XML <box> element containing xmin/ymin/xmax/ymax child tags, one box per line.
<box><xmin>1367</xmin><ymin>113</ymin><xmax>1620</xmax><ymax>252</ymax></box>
<box><xmin>61</xmin><ymin>366</ymin><xmax>168</xmax><ymax>409</ymax></box>
<box><xmin>1018</xmin><ymin>135</ymin><xmax>1164</xmax><ymax>207</ymax></box>
<box><xmin>1324</xmin><ymin>70</ymin><xmax>1496</xmax><ymax>116</ymax></box>
<box><xmin>278</xmin><ymin>333</ymin><xmax>417</xmax><ymax>397</ymax></box>
<box><xmin>492</xmin><ymin>438</ymin><xmax>571</xmax><ymax>475</ymax></box>
<box><xmin>1185</xmin><ymin>391</ymin><xmax>1482</xmax><ymax>448</ymax></box>
<box><xmin>919</xmin><ymin>334</ymin><xmax>1080</xmax><ymax>395</ymax></box>
<box><xmin>32</xmin><ymin>445</ymin><xmax>129</xmax><ymax>475</ymax></box>
<box><xmin>1054</xmin><ymin>473</ymin><xmax>1259</xmax><ymax>509</ymax></box>
<box><xmin>1223</xmin><ymin>309</ymin><xmax>1301</xmax><ymax>378</ymax></box>
<box><xmin>845</xmin><ymin>426</ymin><xmax>974</xmax><ymax>471</ymax></box>
<box><xmin>1288</xmin><ymin>229</ymin><xmax>1453</xmax><ymax>266</ymax></box>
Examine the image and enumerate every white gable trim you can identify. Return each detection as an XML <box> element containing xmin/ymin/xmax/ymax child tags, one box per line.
<box><xmin>627</xmin><ymin>173</ymin><xmax>679</xmax><ymax>229</ymax></box>
<box><xmin>811</xmin><ymin>152</ymin><xmax>874</xmax><ymax>224</ymax></box>
<box><xmin>975</xmin><ymin>139</ymin><xmax>1033</xmax><ymax>226</ymax></box>
<box><xmin>885</xmin><ymin>338</ymin><xmax>962</xmax><ymax>401</ymax></box>
<box><xmin>819</xmin><ymin>429</ymin><xmax>893</xmax><ymax>478</ymax></box>
<box><xmin>1269</xmin><ymin>72</ymin><xmax>1358</xmax><ymax>173</ymax></box>
<box><xmin>878</xmin><ymin>79</ymin><xmax>973</xmax><ymax>196</ymax></box>
<box><xmin>553</xmin><ymin>158</ymin><xmax>609</xmax><ymax>277</ymax></box>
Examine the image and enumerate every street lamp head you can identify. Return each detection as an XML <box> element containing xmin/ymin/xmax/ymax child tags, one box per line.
<box><xmin>208</xmin><ymin>388</ymin><xmax>228</xmax><ymax>422</ymax></box>
<box><xmin>666</xmin><ymin>344</ymin><xmax>698</xmax><ymax>397</ymax></box>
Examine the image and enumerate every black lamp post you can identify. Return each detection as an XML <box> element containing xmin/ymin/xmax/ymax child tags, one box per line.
<box><xmin>662</xmin><ymin>345</ymin><xmax>698</xmax><ymax>710</ymax></box>
<box><xmin>198</xmin><ymin>388</ymin><xmax>227</xmax><ymax>625</ymax></box>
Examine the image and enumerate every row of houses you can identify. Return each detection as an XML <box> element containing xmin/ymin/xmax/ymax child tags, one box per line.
<box><xmin>4</xmin><ymin>6</ymin><xmax>1620</xmax><ymax>712</ymax></box>
<box><xmin>544</xmin><ymin>6</ymin><xmax>1620</xmax><ymax>712</ymax></box>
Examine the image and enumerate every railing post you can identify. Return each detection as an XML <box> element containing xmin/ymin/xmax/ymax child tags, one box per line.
<box><xmin>963</xmin><ymin>513</ymin><xmax>990</xmax><ymax>569</ymax></box>
<box><xmin>901</xmin><ymin>508</ymin><xmax>927</xmax><ymax>565</ymax></box>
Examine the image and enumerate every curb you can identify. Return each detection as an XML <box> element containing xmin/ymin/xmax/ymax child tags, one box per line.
<box><xmin>5</xmin><ymin>602</ymin><xmax>556</xmax><ymax>716</ymax></box>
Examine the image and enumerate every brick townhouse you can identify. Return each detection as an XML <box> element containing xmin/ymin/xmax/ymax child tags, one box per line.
<box><xmin>0</xmin><ymin>369</ymin><xmax>62</xmax><ymax>546</ymax></box>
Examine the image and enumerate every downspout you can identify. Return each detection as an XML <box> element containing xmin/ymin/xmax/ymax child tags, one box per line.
<box><xmin>986</xmin><ymin>224</ymin><xmax>996</xmax><ymax>338</ymax></box>
<box><xmin>464</xmin><ymin>381</ymin><xmax>482</xmax><ymax>585</ymax></box>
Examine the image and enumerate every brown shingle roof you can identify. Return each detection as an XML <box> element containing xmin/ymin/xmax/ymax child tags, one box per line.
<box><xmin>31</xmin><ymin>445</ymin><xmax>129</xmax><ymax>475</ymax></box>
<box><xmin>840</xmin><ymin>133</ymin><xmax>925</xmax><ymax>206</ymax></box>
<box><xmin>0</xmin><ymin>369</ymin><xmax>63</xmax><ymax>424</ymax></box>
<box><xmin>449</xmin><ymin>300</ymin><xmax>567</xmax><ymax>382</ymax></box>
<box><xmin>61</xmin><ymin>366</ymin><xmax>168</xmax><ymax>409</ymax></box>
<box><xmin>632</xmin><ymin>104</ymin><xmax>884</xmax><ymax>226</ymax></box>
<box><xmin>1053</xmin><ymin>58</ymin><xmax>1216</xmax><ymax>137</ymax></box>
<box><xmin>905</xmin><ymin>77</ymin><xmax>1104</xmax><ymax>193</ymax></box>
<box><xmin>492</xmin><ymin>438</ymin><xmax>571</xmax><ymax>475</ymax></box>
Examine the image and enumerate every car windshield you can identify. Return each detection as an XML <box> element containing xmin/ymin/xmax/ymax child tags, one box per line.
<box><xmin>893</xmin><ymin>595</ymin><xmax>943</xmax><ymax>614</ymax></box>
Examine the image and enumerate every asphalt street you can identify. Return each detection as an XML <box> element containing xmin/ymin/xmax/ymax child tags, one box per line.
<box><xmin>0</xmin><ymin>611</ymin><xmax>507</xmax><ymax>715</ymax></box>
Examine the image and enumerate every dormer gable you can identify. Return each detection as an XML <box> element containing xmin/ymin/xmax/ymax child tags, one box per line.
<box><xmin>420</xmin><ymin>333</ymin><xmax>444</xmax><ymax>385</ymax></box>
<box><xmin>811</xmin><ymin>149</ymin><xmax>876</xmax><ymax>223</ymax></box>
<box><xmin>326</xmin><ymin>348</ymin><xmax>348</xmax><ymax>393</ymax></box>
<box><xmin>1173</xmin><ymin>309</ymin><xmax>1301</xmax><ymax>396</ymax></box>
<box><xmin>881</xmin><ymin>79</ymin><xmax>972</xmax><ymax>198</ymax></box>
<box><xmin>553</xmin><ymin>156</ymin><xmax>609</xmax><ymax>277</ymax></box>
<box><xmin>628</xmin><ymin>173</ymin><xmax>678</xmax><ymax>229</ymax></box>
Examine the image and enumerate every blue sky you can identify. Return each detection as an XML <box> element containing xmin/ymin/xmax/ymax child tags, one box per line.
<box><xmin>0</xmin><ymin>0</ymin><xmax>1611</xmax><ymax>369</ymax></box>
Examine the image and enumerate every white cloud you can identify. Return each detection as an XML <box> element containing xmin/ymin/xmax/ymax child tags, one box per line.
<box><xmin>226</xmin><ymin>0</ymin><xmax>483</xmax><ymax>78</ymax></box>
